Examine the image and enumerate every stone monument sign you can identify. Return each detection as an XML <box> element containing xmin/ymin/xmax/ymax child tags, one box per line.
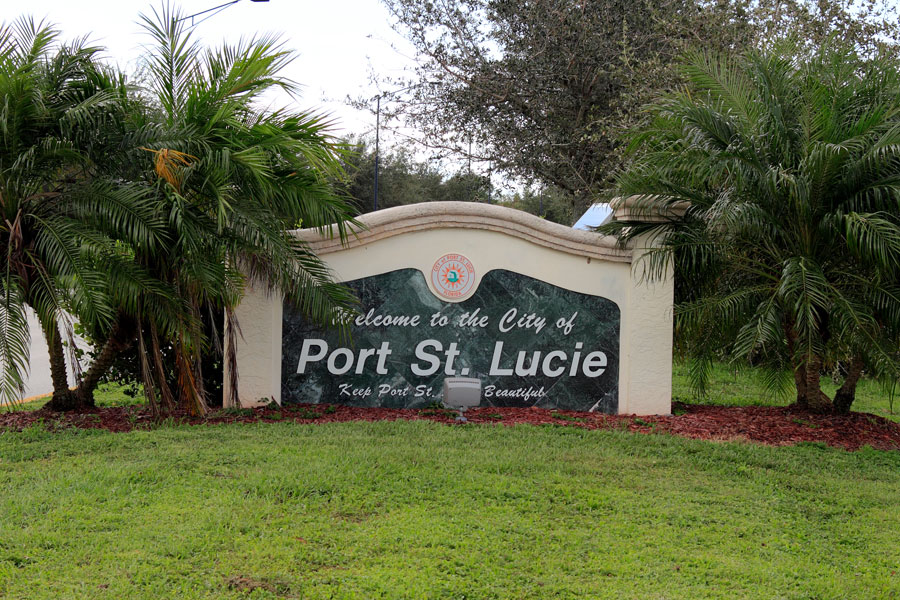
<box><xmin>226</xmin><ymin>201</ymin><xmax>674</xmax><ymax>415</ymax></box>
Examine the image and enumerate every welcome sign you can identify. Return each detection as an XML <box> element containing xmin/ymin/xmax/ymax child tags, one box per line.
<box><xmin>227</xmin><ymin>202</ymin><xmax>675</xmax><ymax>416</ymax></box>
<box><xmin>281</xmin><ymin>264</ymin><xmax>620</xmax><ymax>412</ymax></box>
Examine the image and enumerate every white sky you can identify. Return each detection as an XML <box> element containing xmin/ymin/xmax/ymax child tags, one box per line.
<box><xmin>5</xmin><ymin>0</ymin><xmax>416</xmax><ymax>140</ymax></box>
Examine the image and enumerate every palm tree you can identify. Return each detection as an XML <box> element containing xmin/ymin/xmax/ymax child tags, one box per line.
<box><xmin>604</xmin><ymin>43</ymin><xmax>900</xmax><ymax>413</ymax></box>
<box><xmin>0</xmin><ymin>18</ymin><xmax>169</xmax><ymax>410</ymax></box>
<box><xmin>104</xmin><ymin>5</ymin><xmax>360</xmax><ymax>415</ymax></box>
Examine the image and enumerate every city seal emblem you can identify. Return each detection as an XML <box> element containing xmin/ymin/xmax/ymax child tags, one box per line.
<box><xmin>431</xmin><ymin>253</ymin><xmax>476</xmax><ymax>300</ymax></box>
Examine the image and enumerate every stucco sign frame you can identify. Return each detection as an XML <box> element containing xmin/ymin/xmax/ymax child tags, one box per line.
<box><xmin>225</xmin><ymin>201</ymin><xmax>674</xmax><ymax>415</ymax></box>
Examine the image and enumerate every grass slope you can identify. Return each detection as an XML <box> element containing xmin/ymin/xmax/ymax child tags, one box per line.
<box><xmin>2</xmin><ymin>421</ymin><xmax>899</xmax><ymax>599</ymax></box>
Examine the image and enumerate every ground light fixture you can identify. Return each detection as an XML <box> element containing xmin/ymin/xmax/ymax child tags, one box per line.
<box><xmin>442</xmin><ymin>377</ymin><xmax>482</xmax><ymax>422</ymax></box>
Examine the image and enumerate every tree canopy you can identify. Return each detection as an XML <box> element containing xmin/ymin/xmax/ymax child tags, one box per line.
<box><xmin>604</xmin><ymin>42</ymin><xmax>900</xmax><ymax>413</ymax></box>
<box><xmin>378</xmin><ymin>0</ymin><xmax>900</xmax><ymax>209</ymax></box>
<box><xmin>340</xmin><ymin>138</ymin><xmax>493</xmax><ymax>213</ymax></box>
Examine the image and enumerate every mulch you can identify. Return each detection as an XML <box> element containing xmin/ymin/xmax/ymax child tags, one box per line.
<box><xmin>1</xmin><ymin>401</ymin><xmax>898</xmax><ymax>451</ymax></box>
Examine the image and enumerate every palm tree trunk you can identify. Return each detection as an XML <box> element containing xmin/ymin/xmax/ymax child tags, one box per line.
<box><xmin>149</xmin><ymin>323</ymin><xmax>176</xmax><ymax>413</ymax></box>
<box><xmin>803</xmin><ymin>354</ymin><xmax>833</xmax><ymax>412</ymax></box>
<box><xmin>42</xmin><ymin>319</ymin><xmax>90</xmax><ymax>411</ymax></box>
<box><xmin>176</xmin><ymin>344</ymin><xmax>208</xmax><ymax>417</ymax></box>
<box><xmin>833</xmin><ymin>357</ymin><xmax>864</xmax><ymax>414</ymax></box>
<box><xmin>75</xmin><ymin>318</ymin><xmax>132</xmax><ymax>403</ymax></box>
<box><xmin>786</xmin><ymin>322</ymin><xmax>814</xmax><ymax>409</ymax></box>
<box><xmin>793</xmin><ymin>359</ymin><xmax>808</xmax><ymax>408</ymax></box>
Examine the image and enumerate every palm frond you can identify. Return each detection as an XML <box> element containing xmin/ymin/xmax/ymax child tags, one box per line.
<box><xmin>0</xmin><ymin>277</ymin><xmax>29</xmax><ymax>407</ymax></box>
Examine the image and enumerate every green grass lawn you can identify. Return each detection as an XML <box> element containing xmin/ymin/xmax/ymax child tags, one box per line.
<box><xmin>673</xmin><ymin>361</ymin><xmax>900</xmax><ymax>422</ymax></box>
<box><xmin>8</xmin><ymin>383</ymin><xmax>144</xmax><ymax>412</ymax></box>
<box><xmin>2</xmin><ymin>421</ymin><xmax>899</xmax><ymax>599</ymax></box>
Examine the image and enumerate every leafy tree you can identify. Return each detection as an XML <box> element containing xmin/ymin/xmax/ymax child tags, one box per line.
<box><xmin>604</xmin><ymin>43</ymin><xmax>900</xmax><ymax>413</ymax></box>
<box><xmin>500</xmin><ymin>186</ymin><xmax>576</xmax><ymax>226</ymax></box>
<box><xmin>377</xmin><ymin>0</ymin><xmax>900</xmax><ymax>211</ymax></box>
<box><xmin>439</xmin><ymin>171</ymin><xmax>493</xmax><ymax>205</ymax></box>
<box><xmin>341</xmin><ymin>138</ymin><xmax>493</xmax><ymax>212</ymax></box>
<box><xmin>0</xmin><ymin>18</ymin><xmax>168</xmax><ymax>409</ymax></box>
<box><xmin>342</xmin><ymin>139</ymin><xmax>443</xmax><ymax>211</ymax></box>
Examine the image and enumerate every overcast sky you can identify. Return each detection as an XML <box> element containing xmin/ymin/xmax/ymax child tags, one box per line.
<box><xmin>5</xmin><ymin>0</ymin><xmax>415</xmax><ymax>140</ymax></box>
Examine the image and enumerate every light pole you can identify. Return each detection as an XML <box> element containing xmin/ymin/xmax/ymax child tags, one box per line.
<box><xmin>374</xmin><ymin>94</ymin><xmax>381</xmax><ymax>212</ymax></box>
<box><xmin>176</xmin><ymin>0</ymin><xmax>269</xmax><ymax>28</ymax></box>
<box><xmin>372</xmin><ymin>84</ymin><xmax>418</xmax><ymax>212</ymax></box>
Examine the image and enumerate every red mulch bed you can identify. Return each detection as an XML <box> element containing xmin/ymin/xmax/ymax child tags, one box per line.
<box><xmin>2</xmin><ymin>402</ymin><xmax>898</xmax><ymax>451</ymax></box>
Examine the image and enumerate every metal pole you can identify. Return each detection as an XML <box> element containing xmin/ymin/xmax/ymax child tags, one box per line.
<box><xmin>176</xmin><ymin>0</ymin><xmax>266</xmax><ymax>27</ymax></box>
<box><xmin>374</xmin><ymin>95</ymin><xmax>381</xmax><ymax>212</ymax></box>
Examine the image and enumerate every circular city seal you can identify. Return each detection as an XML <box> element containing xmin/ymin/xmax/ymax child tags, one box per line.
<box><xmin>431</xmin><ymin>253</ymin><xmax>476</xmax><ymax>300</ymax></box>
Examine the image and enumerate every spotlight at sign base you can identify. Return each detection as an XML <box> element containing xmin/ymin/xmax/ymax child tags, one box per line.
<box><xmin>442</xmin><ymin>377</ymin><xmax>481</xmax><ymax>422</ymax></box>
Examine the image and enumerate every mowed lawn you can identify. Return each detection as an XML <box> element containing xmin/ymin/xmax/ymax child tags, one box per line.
<box><xmin>1</xmin><ymin>421</ymin><xmax>899</xmax><ymax>599</ymax></box>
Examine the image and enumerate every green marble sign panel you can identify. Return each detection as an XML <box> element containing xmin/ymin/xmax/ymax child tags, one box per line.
<box><xmin>282</xmin><ymin>269</ymin><xmax>620</xmax><ymax>412</ymax></box>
